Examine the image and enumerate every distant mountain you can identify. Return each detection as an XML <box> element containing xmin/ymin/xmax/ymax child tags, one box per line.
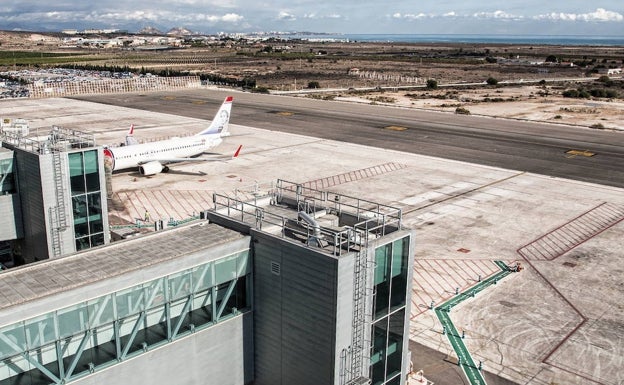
<box><xmin>166</xmin><ymin>27</ymin><xmax>194</xmax><ymax>36</ymax></box>
<box><xmin>138</xmin><ymin>26</ymin><xmax>163</xmax><ymax>35</ymax></box>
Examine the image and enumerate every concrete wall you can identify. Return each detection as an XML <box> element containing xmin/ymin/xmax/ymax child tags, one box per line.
<box><xmin>252</xmin><ymin>230</ymin><xmax>341</xmax><ymax>385</ymax></box>
<box><xmin>73</xmin><ymin>312</ymin><xmax>253</xmax><ymax>385</ymax></box>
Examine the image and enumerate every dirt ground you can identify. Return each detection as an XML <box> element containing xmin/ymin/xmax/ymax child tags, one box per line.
<box><xmin>328</xmin><ymin>86</ymin><xmax>624</xmax><ymax>132</ymax></box>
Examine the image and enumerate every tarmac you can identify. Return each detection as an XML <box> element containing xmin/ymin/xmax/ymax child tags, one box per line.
<box><xmin>1</xmin><ymin>96</ymin><xmax>623</xmax><ymax>385</ymax></box>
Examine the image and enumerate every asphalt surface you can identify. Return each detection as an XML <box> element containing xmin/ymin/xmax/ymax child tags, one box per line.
<box><xmin>73</xmin><ymin>89</ymin><xmax>624</xmax><ymax>188</ymax></box>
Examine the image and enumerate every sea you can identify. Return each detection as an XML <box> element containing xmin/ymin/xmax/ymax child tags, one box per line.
<box><xmin>283</xmin><ymin>33</ymin><xmax>624</xmax><ymax>46</ymax></box>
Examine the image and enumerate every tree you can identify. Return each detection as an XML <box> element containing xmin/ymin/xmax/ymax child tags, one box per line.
<box><xmin>545</xmin><ymin>55</ymin><xmax>558</xmax><ymax>63</ymax></box>
<box><xmin>426</xmin><ymin>79</ymin><xmax>438</xmax><ymax>89</ymax></box>
<box><xmin>486</xmin><ymin>77</ymin><xmax>499</xmax><ymax>85</ymax></box>
<box><xmin>597</xmin><ymin>75</ymin><xmax>613</xmax><ymax>86</ymax></box>
<box><xmin>307</xmin><ymin>81</ymin><xmax>320</xmax><ymax>89</ymax></box>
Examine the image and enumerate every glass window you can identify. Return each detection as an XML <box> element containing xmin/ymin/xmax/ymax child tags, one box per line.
<box><xmin>57</xmin><ymin>302</ymin><xmax>89</xmax><ymax>338</ymax></box>
<box><xmin>390</xmin><ymin>238</ymin><xmax>408</xmax><ymax>278</ymax></box>
<box><xmin>169</xmin><ymin>270</ymin><xmax>192</xmax><ymax>301</ymax></box>
<box><xmin>72</xmin><ymin>195</ymin><xmax>88</xmax><ymax>219</ymax></box>
<box><xmin>116</xmin><ymin>285</ymin><xmax>145</xmax><ymax>318</ymax></box>
<box><xmin>390</xmin><ymin>237</ymin><xmax>409</xmax><ymax>311</ymax></box>
<box><xmin>0</xmin><ymin>322</ymin><xmax>26</xmax><ymax>360</ymax></box>
<box><xmin>87</xmin><ymin>193</ymin><xmax>103</xmax><ymax>229</ymax></box>
<box><xmin>69</xmin><ymin>152</ymin><xmax>85</xmax><ymax>195</ymax></box>
<box><xmin>23</xmin><ymin>313</ymin><xmax>57</xmax><ymax>350</ymax></box>
<box><xmin>374</xmin><ymin>244</ymin><xmax>391</xmax><ymax>320</ymax></box>
<box><xmin>87</xmin><ymin>294</ymin><xmax>114</xmax><ymax>327</ymax></box>
<box><xmin>84</xmin><ymin>150</ymin><xmax>100</xmax><ymax>192</ymax></box>
<box><xmin>90</xmin><ymin>233</ymin><xmax>105</xmax><ymax>248</ymax></box>
<box><xmin>215</xmin><ymin>253</ymin><xmax>238</xmax><ymax>285</ymax></box>
<box><xmin>144</xmin><ymin>278</ymin><xmax>167</xmax><ymax>309</ymax></box>
<box><xmin>0</xmin><ymin>158</ymin><xmax>16</xmax><ymax>194</ymax></box>
<box><xmin>386</xmin><ymin>309</ymin><xmax>405</xmax><ymax>379</ymax></box>
<box><xmin>191</xmin><ymin>262</ymin><xmax>213</xmax><ymax>292</ymax></box>
<box><xmin>374</xmin><ymin>244</ymin><xmax>390</xmax><ymax>285</ymax></box>
<box><xmin>75</xmin><ymin>236</ymin><xmax>90</xmax><ymax>251</ymax></box>
<box><xmin>237</xmin><ymin>250</ymin><xmax>251</xmax><ymax>276</ymax></box>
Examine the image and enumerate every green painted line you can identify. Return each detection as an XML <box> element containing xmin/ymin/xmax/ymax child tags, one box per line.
<box><xmin>434</xmin><ymin>260</ymin><xmax>515</xmax><ymax>385</ymax></box>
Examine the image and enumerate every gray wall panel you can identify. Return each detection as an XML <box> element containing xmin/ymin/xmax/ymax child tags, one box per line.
<box><xmin>252</xmin><ymin>230</ymin><xmax>339</xmax><ymax>385</ymax></box>
<box><xmin>13</xmin><ymin>150</ymin><xmax>47</xmax><ymax>262</ymax></box>
<box><xmin>73</xmin><ymin>313</ymin><xmax>253</xmax><ymax>385</ymax></box>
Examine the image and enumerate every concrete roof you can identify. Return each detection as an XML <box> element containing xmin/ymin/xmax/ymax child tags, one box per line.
<box><xmin>0</xmin><ymin>222</ymin><xmax>243</xmax><ymax>310</ymax></box>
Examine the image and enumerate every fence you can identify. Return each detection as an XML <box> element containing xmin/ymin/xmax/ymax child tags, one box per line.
<box><xmin>27</xmin><ymin>76</ymin><xmax>202</xmax><ymax>98</ymax></box>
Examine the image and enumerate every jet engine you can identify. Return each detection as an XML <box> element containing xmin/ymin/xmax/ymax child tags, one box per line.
<box><xmin>139</xmin><ymin>161</ymin><xmax>164</xmax><ymax>176</ymax></box>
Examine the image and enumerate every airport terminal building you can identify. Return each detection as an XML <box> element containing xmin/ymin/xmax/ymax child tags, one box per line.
<box><xmin>0</xmin><ymin>179</ymin><xmax>414</xmax><ymax>385</ymax></box>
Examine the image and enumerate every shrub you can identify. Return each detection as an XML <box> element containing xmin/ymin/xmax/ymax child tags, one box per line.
<box><xmin>307</xmin><ymin>81</ymin><xmax>320</xmax><ymax>89</ymax></box>
<box><xmin>250</xmin><ymin>86</ymin><xmax>270</xmax><ymax>94</ymax></box>
<box><xmin>486</xmin><ymin>77</ymin><xmax>499</xmax><ymax>85</ymax></box>
<box><xmin>455</xmin><ymin>107</ymin><xmax>471</xmax><ymax>115</ymax></box>
<box><xmin>426</xmin><ymin>79</ymin><xmax>438</xmax><ymax>89</ymax></box>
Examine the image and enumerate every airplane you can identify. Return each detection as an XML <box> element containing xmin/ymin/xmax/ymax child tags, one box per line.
<box><xmin>103</xmin><ymin>96</ymin><xmax>241</xmax><ymax>176</ymax></box>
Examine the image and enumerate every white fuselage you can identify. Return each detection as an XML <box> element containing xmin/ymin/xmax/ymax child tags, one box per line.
<box><xmin>105</xmin><ymin>134</ymin><xmax>223</xmax><ymax>171</ymax></box>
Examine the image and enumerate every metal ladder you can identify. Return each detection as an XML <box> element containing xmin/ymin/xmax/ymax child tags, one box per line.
<box><xmin>346</xmin><ymin>242</ymin><xmax>371</xmax><ymax>385</ymax></box>
<box><xmin>49</xmin><ymin>152</ymin><xmax>67</xmax><ymax>258</ymax></box>
<box><xmin>52</xmin><ymin>152</ymin><xmax>67</xmax><ymax>229</ymax></box>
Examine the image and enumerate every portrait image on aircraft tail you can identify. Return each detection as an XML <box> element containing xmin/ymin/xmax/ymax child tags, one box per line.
<box><xmin>103</xmin><ymin>96</ymin><xmax>240</xmax><ymax>176</ymax></box>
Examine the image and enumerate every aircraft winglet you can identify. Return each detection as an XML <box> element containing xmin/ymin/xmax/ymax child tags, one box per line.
<box><xmin>233</xmin><ymin>144</ymin><xmax>242</xmax><ymax>158</ymax></box>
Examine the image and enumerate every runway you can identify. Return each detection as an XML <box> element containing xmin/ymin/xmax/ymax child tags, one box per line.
<box><xmin>74</xmin><ymin>89</ymin><xmax>624</xmax><ymax>188</ymax></box>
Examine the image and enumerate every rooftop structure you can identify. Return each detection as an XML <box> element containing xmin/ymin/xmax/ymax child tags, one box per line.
<box><xmin>1</xmin><ymin>126</ymin><xmax>109</xmax><ymax>264</ymax></box>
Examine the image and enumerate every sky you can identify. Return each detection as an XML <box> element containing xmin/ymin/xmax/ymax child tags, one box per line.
<box><xmin>1</xmin><ymin>1</ymin><xmax>623</xmax><ymax>36</ymax></box>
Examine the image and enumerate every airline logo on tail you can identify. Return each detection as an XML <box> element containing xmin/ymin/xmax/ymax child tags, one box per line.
<box><xmin>198</xmin><ymin>96</ymin><xmax>233</xmax><ymax>136</ymax></box>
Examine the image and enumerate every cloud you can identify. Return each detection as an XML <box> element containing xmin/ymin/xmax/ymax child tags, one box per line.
<box><xmin>277</xmin><ymin>11</ymin><xmax>296</xmax><ymax>21</ymax></box>
<box><xmin>221</xmin><ymin>13</ymin><xmax>244</xmax><ymax>23</ymax></box>
<box><xmin>303</xmin><ymin>12</ymin><xmax>342</xmax><ymax>20</ymax></box>
<box><xmin>534</xmin><ymin>8</ymin><xmax>623</xmax><ymax>22</ymax></box>
<box><xmin>473</xmin><ymin>10</ymin><xmax>522</xmax><ymax>20</ymax></box>
<box><xmin>392</xmin><ymin>13</ymin><xmax>429</xmax><ymax>20</ymax></box>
